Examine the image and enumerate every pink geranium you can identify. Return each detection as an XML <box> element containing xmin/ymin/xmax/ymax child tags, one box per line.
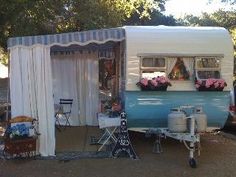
<box><xmin>218</xmin><ymin>79</ymin><xmax>227</xmax><ymax>88</ymax></box>
<box><xmin>137</xmin><ymin>76</ymin><xmax>172</xmax><ymax>90</ymax></box>
<box><xmin>214</xmin><ymin>82</ymin><xmax>219</xmax><ymax>88</ymax></box>
<box><xmin>195</xmin><ymin>78</ymin><xmax>227</xmax><ymax>91</ymax></box>
<box><xmin>140</xmin><ymin>78</ymin><xmax>148</xmax><ymax>86</ymax></box>
<box><xmin>158</xmin><ymin>76</ymin><xmax>167</xmax><ymax>84</ymax></box>
<box><xmin>205</xmin><ymin>78</ymin><xmax>214</xmax><ymax>88</ymax></box>
<box><xmin>150</xmin><ymin>78</ymin><xmax>158</xmax><ymax>87</ymax></box>
<box><xmin>156</xmin><ymin>76</ymin><xmax>171</xmax><ymax>86</ymax></box>
<box><xmin>195</xmin><ymin>84</ymin><xmax>200</xmax><ymax>89</ymax></box>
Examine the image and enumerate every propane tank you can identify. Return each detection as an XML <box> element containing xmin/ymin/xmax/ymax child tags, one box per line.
<box><xmin>191</xmin><ymin>107</ymin><xmax>207</xmax><ymax>132</ymax></box>
<box><xmin>168</xmin><ymin>108</ymin><xmax>187</xmax><ymax>133</ymax></box>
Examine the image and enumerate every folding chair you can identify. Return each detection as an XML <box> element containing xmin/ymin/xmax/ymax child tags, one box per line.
<box><xmin>55</xmin><ymin>99</ymin><xmax>73</xmax><ymax>130</ymax></box>
<box><xmin>97</xmin><ymin>126</ymin><xmax>118</xmax><ymax>151</ymax></box>
<box><xmin>97</xmin><ymin>113</ymin><xmax>120</xmax><ymax>151</ymax></box>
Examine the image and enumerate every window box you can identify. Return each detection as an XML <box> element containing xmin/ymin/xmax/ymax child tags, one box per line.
<box><xmin>137</xmin><ymin>76</ymin><xmax>171</xmax><ymax>91</ymax></box>
<box><xmin>139</xmin><ymin>84</ymin><xmax>168</xmax><ymax>91</ymax></box>
<box><xmin>195</xmin><ymin>78</ymin><xmax>227</xmax><ymax>91</ymax></box>
<box><xmin>197</xmin><ymin>86</ymin><xmax>224</xmax><ymax>91</ymax></box>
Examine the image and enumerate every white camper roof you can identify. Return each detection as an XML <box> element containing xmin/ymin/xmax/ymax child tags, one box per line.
<box><xmin>124</xmin><ymin>26</ymin><xmax>233</xmax><ymax>57</ymax></box>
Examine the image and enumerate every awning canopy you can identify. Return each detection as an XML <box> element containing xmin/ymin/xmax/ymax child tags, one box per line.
<box><xmin>7</xmin><ymin>27</ymin><xmax>125</xmax><ymax>48</ymax></box>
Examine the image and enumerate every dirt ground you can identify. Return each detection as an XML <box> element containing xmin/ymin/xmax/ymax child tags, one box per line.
<box><xmin>1</xmin><ymin>132</ymin><xmax>236</xmax><ymax>177</ymax></box>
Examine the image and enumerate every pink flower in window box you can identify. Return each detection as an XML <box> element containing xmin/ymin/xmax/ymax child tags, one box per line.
<box><xmin>195</xmin><ymin>78</ymin><xmax>227</xmax><ymax>91</ymax></box>
<box><xmin>137</xmin><ymin>76</ymin><xmax>171</xmax><ymax>91</ymax></box>
<box><xmin>140</xmin><ymin>78</ymin><xmax>148</xmax><ymax>86</ymax></box>
<box><xmin>218</xmin><ymin>79</ymin><xmax>227</xmax><ymax>88</ymax></box>
<box><xmin>195</xmin><ymin>84</ymin><xmax>200</xmax><ymax>89</ymax></box>
<box><xmin>150</xmin><ymin>78</ymin><xmax>158</xmax><ymax>87</ymax></box>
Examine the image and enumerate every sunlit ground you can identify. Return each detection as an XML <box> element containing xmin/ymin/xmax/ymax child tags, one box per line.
<box><xmin>0</xmin><ymin>63</ymin><xmax>8</xmax><ymax>78</ymax></box>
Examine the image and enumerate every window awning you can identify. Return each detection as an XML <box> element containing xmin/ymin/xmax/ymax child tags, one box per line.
<box><xmin>7</xmin><ymin>27</ymin><xmax>125</xmax><ymax>48</ymax></box>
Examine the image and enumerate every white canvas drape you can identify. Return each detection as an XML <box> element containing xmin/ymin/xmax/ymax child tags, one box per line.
<box><xmin>183</xmin><ymin>58</ymin><xmax>194</xmax><ymax>78</ymax></box>
<box><xmin>10</xmin><ymin>45</ymin><xmax>55</xmax><ymax>156</ymax></box>
<box><xmin>51</xmin><ymin>51</ymin><xmax>99</xmax><ymax>126</ymax></box>
<box><xmin>77</xmin><ymin>51</ymin><xmax>99</xmax><ymax>125</ymax></box>
<box><xmin>51</xmin><ymin>54</ymin><xmax>80</xmax><ymax>125</ymax></box>
<box><xmin>167</xmin><ymin>58</ymin><xmax>177</xmax><ymax>75</ymax></box>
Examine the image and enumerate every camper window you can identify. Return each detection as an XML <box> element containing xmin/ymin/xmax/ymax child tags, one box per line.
<box><xmin>142</xmin><ymin>58</ymin><xmax>165</xmax><ymax>68</ymax></box>
<box><xmin>141</xmin><ymin>57</ymin><xmax>166</xmax><ymax>79</ymax></box>
<box><xmin>195</xmin><ymin>58</ymin><xmax>221</xmax><ymax>79</ymax></box>
<box><xmin>196</xmin><ymin>58</ymin><xmax>220</xmax><ymax>68</ymax></box>
<box><xmin>197</xmin><ymin>71</ymin><xmax>221</xmax><ymax>79</ymax></box>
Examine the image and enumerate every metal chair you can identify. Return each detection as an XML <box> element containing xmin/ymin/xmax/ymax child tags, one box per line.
<box><xmin>55</xmin><ymin>99</ymin><xmax>73</xmax><ymax>130</ymax></box>
<box><xmin>97</xmin><ymin>113</ymin><xmax>120</xmax><ymax>151</ymax></box>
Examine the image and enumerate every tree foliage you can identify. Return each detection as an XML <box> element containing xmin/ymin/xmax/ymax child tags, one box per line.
<box><xmin>125</xmin><ymin>9</ymin><xmax>178</xmax><ymax>26</ymax></box>
<box><xmin>180</xmin><ymin>10</ymin><xmax>236</xmax><ymax>29</ymax></box>
<box><xmin>0</xmin><ymin>0</ymin><xmax>169</xmax><ymax>64</ymax></box>
<box><xmin>0</xmin><ymin>0</ymin><xmax>165</xmax><ymax>48</ymax></box>
<box><xmin>220</xmin><ymin>0</ymin><xmax>236</xmax><ymax>4</ymax></box>
<box><xmin>180</xmin><ymin>9</ymin><xmax>236</xmax><ymax>72</ymax></box>
<box><xmin>3</xmin><ymin>0</ymin><xmax>235</xmax><ymax>66</ymax></box>
<box><xmin>180</xmin><ymin>10</ymin><xmax>236</xmax><ymax>48</ymax></box>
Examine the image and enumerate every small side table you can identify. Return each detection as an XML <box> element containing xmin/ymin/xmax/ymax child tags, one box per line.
<box><xmin>97</xmin><ymin>113</ymin><xmax>120</xmax><ymax>151</ymax></box>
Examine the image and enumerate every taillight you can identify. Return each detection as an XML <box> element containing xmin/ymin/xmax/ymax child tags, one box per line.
<box><xmin>229</xmin><ymin>105</ymin><xmax>236</xmax><ymax>113</ymax></box>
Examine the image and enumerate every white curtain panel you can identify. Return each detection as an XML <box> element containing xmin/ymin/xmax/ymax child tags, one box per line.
<box><xmin>183</xmin><ymin>58</ymin><xmax>194</xmax><ymax>78</ymax></box>
<box><xmin>51</xmin><ymin>54</ymin><xmax>80</xmax><ymax>125</ymax></box>
<box><xmin>10</xmin><ymin>45</ymin><xmax>55</xmax><ymax>156</ymax></box>
<box><xmin>51</xmin><ymin>51</ymin><xmax>99</xmax><ymax>126</ymax></box>
<box><xmin>76</xmin><ymin>51</ymin><xmax>99</xmax><ymax>126</ymax></box>
<box><xmin>167</xmin><ymin>58</ymin><xmax>177</xmax><ymax>75</ymax></box>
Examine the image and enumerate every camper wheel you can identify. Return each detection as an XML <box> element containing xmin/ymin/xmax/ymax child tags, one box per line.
<box><xmin>189</xmin><ymin>158</ymin><xmax>197</xmax><ymax>168</ymax></box>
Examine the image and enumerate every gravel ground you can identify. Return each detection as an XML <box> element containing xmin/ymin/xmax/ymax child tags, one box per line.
<box><xmin>1</xmin><ymin>132</ymin><xmax>236</xmax><ymax>177</ymax></box>
<box><xmin>1</xmin><ymin>78</ymin><xmax>236</xmax><ymax>177</ymax></box>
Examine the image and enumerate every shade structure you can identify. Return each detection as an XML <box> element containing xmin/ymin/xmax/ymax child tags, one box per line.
<box><xmin>7</xmin><ymin>27</ymin><xmax>125</xmax><ymax>157</ymax></box>
<box><xmin>8</xmin><ymin>28</ymin><xmax>125</xmax><ymax>48</ymax></box>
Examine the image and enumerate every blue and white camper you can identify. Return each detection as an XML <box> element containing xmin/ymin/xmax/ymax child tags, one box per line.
<box><xmin>122</xmin><ymin>26</ymin><xmax>234</xmax><ymax>130</ymax></box>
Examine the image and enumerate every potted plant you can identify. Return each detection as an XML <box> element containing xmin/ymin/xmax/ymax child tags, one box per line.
<box><xmin>195</xmin><ymin>78</ymin><xmax>227</xmax><ymax>91</ymax></box>
<box><xmin>136</xmin><ymin>76</ymin><xmax>171</xmax><ymax>91</ymax></box>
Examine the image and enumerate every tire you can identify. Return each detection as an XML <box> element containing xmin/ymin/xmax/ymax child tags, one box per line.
<box><xmin>189</xmin><ymin>158</ymin><xmax>197</xmax><ymax>168</ymax></box>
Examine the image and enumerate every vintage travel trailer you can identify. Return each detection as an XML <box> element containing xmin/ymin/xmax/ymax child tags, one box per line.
<box><xmin>123</xmin><ymin>26</ymin><xmax>234</xmax><ymax>130</ymax></box>
<box><xmin>7</xmin><ymin>26</ymin><xmax>234</xmax><ymax>156</ymax></box>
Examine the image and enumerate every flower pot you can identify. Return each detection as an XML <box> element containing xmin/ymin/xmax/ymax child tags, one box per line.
<box><xmin>139</xmin><ymin>85</ymin><xmax>150</xmax><ymax>91</ymax></box>
<box><xmin>195</xmin><ymin>78</ymin><xmax>226</xmax><ymax>91</ymax></box>
<box><xmin>140</xmin><ymin>85</ymin><xmax>168</xmax><ymax>91</ymax></box>
<box><xmin>137</xmin><ymin>76</ymin><xmax>171</xmax><ymax>91</ymax></box>
<box><xmin>197</xmin><ymin>86</ymin><xmax>224</xmax><ymax>91</ymax></box>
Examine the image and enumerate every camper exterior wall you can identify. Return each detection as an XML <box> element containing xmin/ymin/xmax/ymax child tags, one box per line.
<box><xmin>125</xmin><ymin>91</ymin><xmax>229</xmax><ymax>128</ymax></box>
<box><xmin>124</xmin><ymin>26</ymin><xmax>234</xmax><ymax>91</ymax></box>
